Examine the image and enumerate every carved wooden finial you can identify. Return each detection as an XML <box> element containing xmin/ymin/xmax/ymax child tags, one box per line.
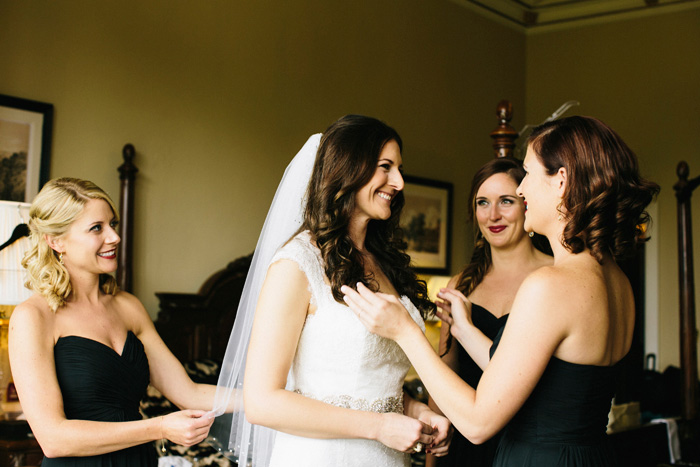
<box><xmin>675</xmin><ymin>161</ymin><xmax>700</xmax><ymax>203</ymax></box>
<box><xmin>119</xmin><ymin>144</ymin><xmax>138</xmax><ymax>179</ymax></box>
<box><xmin>490</xmin><ymin>100</ymin><xmax>518</xmax><ymax>158</ymax></box>
<box><xmin>123</xmin><ymin>143</ymin><xmax>135</xmax><ymax>162</ymax></box>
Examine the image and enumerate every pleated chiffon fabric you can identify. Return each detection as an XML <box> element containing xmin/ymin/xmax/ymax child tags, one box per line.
<box><xmin>490</xmin><ymin>327</ymin><xmax>622</xmax><ymax>467</ymax></box>
<box><xmin>44</xmin><ymin>331</ymin><xmax>157</xmax><ymax>466</ymax></box>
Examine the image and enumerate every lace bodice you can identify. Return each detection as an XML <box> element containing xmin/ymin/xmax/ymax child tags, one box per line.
<box><xmin>271</xmin><ymin>231</ymin><xmax>425</xmax><ymax>411</ymax></box>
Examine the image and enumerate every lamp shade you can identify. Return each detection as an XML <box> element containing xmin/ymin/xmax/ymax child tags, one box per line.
<box><xmin>0</xmin><ymin>201</ymin><xmax>32</xmax><ymax>306</ymax></box>
<box><xmin>425</xmin><ymin>275</ymin><xmax>452</xmax><ymax>302</ymax></box>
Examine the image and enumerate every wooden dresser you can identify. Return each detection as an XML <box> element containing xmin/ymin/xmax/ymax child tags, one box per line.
<box><xmin>0</xmin><ymin>420</ymin><xmax>42</xmax><ymax>467</ymax></box>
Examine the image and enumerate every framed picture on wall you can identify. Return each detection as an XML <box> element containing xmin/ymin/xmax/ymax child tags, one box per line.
<box><xmin>0</xmin><ymin>94</ymin><xmax>53</xmax><ymax>202</ymax></box>
<box><xmin>400</xmin><ymin>175</ymin><xmax>453</xmax><ymax>275</ymax></box>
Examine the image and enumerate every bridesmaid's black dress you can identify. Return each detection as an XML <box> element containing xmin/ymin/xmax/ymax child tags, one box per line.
<box><xmin>436</xmin><ymin>304</ymin><xmax>507</xmax><ymax>467</ymax></box>
<box><xmin>43</xmin><ymin>331</ymin><xmax>157</xmax><ymax>466</ymax></box>
<box><xmin>490</xmin><ymin>326</ymin><xmax>621</xmax><ymax>466</ymax></box>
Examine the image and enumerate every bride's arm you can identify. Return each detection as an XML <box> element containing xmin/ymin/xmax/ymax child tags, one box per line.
<box><xmin>243</xmin><ymin>259</ymin><xmax>434</xmax><ymax>452</ymax></box>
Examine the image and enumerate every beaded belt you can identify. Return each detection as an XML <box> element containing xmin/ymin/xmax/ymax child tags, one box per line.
<box><xmin>294</xmin><ymin>390</ymin><xmax>404</xmax><ymax>414</ymax></box>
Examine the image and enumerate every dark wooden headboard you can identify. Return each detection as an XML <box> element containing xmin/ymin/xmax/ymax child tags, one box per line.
<box><xmin>154</xmin><ymin>253</ymin><xmax>252</xmax><ymax>363</ymax></box>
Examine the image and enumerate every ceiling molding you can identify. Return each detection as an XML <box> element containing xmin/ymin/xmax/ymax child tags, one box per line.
<box><xmin>457</xmin><ymin>0</ymin><xmax>700</xmax><ymax>30</ymax></box>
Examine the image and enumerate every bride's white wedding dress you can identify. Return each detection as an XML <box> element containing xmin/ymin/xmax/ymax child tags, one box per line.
<box><xmin>267</xmin><ymin>231</ymin><xmax>425</xmax><ymax>467</ymax></box>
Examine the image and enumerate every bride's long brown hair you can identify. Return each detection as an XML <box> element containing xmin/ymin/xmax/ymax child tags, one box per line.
<box><xmin>300</xmin><ymin>115</ymin><xmax>434</xmax><ymax>318</ymax></box>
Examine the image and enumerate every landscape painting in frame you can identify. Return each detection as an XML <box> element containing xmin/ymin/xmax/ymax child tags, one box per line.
<box><xmin>400</xmin><ymin>175</ymin><xmax>452</xmax><ymax>275</ymax></box>
<box><xmin>0</xmin><ymin>94</ymin><xmax>53</xmax><ymax>202</ymax></box>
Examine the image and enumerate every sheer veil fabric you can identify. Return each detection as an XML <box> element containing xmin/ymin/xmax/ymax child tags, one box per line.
<box><xmin>209</xmin><ymin>134</ymin><xmax>322</xmax><ymax>467</ymax></box>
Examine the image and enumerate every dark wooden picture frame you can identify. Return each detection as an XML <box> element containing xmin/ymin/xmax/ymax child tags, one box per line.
<box><xmin>0</xmin><ymin>94</ymin><xmax>53</xmax><ymax>202</ymax></box>
<box><xmin>401</xmin><ymin>175</ymin><xmax>453</xmax><ymax>275</ymax></box>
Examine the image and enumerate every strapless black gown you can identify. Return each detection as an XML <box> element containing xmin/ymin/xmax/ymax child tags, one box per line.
<box><xmin>436</xmin><ymin>304</ymin><xmax>507</xmax><ymax>467</ymax></box>
<box><xmin>43</xmin><ymin>331</ymin><xmax>157</xmax><ymax>466</ymax></box>
<box><xmin>490</xmin><ymin>326</ymin><xmax>621</xmax><ymax>466</ymax></box>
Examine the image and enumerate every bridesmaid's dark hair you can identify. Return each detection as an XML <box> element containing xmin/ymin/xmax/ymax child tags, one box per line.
<box><xmin>528</xmin><ymin>116</ymin><xmax>659</xmax><ymax>263</ymax></box>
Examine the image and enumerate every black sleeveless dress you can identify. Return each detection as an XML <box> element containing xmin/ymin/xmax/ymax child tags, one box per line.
<box><xmin>43</xmin><ymin>331</ymin><xmax>157</xmax><ymax>466</ymax></box>
<box><xmin>436</xmin><ymin>304</ymin><xmax>507</xmax><ymax>467</ymax></box>
<box><xmin>490</xmin><ymin>326</ymin><xmax>621</xmax><ymax>466</ymax></box>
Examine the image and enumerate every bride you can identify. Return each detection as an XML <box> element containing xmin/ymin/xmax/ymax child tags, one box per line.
<box><xmin>210</xmin><ymin>115</ymin><xmax>452</xmax><ymax>466</ymax></box>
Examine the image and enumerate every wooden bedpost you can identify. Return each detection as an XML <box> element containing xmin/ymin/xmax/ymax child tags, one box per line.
<box><xmin>490</xmin><ymin>100</ymin><xmax>518</xmax><ymax>158</ymax></box>
<box><xmin>674</xmin><ymin>161</ymin><xmax>700</xmax><ymax>423</ymax></box>
<box><xmin>117</xmin><ymin>143</ymin><xmax>137</xmax><ymax>293</ymax></box>
<box><xmin>674</xmin><ymin>160</ymin><xmax>700</xmax><ymax>459</ymax></box>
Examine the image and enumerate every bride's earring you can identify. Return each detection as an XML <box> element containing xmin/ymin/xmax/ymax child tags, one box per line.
<box><xmin>528</xmin><ymin>231</ymin><xmax>534</xmax><ymax>238</ymax></box>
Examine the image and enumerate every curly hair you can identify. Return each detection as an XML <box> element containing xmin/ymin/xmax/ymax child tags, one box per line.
<box><xmin>528</xmin><ymin>116</ymin><xmax>660</xmax><ymax>263</ymax></box>
<box><xmin>22</xmin><ymin>178</ymin><xmax>120</xmax><ymax>311</ymax></box>
<box><xmin>300</xmin><ymin>115</ymin><xmax>434</xmax><ymax>318</ymax></box>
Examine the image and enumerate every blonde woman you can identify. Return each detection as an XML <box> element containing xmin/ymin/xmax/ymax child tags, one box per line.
<box><xmin>9</xmin><ymin>178</ymin><xmax>214</xmax><ymax>467</ymax></box>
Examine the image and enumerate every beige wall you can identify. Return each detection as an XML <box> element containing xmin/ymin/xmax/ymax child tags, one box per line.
<box><xmin>525</xmin><ymin>8</ymin><xmax>700</xmax><ymax>370</ymax></box>
<box><xmin>0</xmin><ymin>1</ymin><xmax>525</xmax><ymax>315</ymax></box>
<box><xmin>3</xmin><ymin>1</ymin><xmax>697</xmax><ymax>374</ymax></box>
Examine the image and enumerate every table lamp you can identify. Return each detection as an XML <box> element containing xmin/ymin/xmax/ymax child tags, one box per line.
<box><xmin>0</xmin><ymin>201</ymin><xmax>33</xmax><ymax>416</ymax></box>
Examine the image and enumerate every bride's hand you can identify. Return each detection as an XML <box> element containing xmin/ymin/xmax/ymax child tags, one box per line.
<box><xmin>435</xmin><ymin>288</ymin><xmax>474</xmax><ymax>339</ymax></box>
<box><xmin>341</xmin><ymin>283</ymin><xmax>415</xmax><ymax>341</ymax></box>
<box><xmin>417</xmin><ymin>410</ymin><xmax>453</xmax><ymax>457</ymax></box>
<box><xmin>375</xmin><ymin>413</ymin><xmax>434</xmax><ymax>453</ymax></box>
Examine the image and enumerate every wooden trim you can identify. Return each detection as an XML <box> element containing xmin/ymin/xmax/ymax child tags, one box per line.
<box><xmin>117</xmin><ymin>144</ymin><xmax>137</xmax><ymax>292</ymax></box>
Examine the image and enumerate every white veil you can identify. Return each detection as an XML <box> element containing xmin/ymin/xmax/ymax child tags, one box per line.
<box><xmin>209</xmin><ymin>133</ymin><xmax>321</xmax><ymax>467</ymax></box>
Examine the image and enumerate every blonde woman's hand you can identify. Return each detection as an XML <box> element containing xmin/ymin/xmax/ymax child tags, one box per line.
<box><xmin>435</xmin><ymin>288</ymin><xmax>474</xmax><ymax>339</ymax></box>
<box><xmin>376</xmin><ymin>412</ymin><xmax>435</xmax><ymax>453</ymax></box>
<box><xmin>341</xmin><ymin>283</ymin><xmax>416</xmax><ymax>341</ymax></box>
<box><xmin>161</xmin><ymin>410</ymin><xmax>214</xmax><ymax>447</ymax></box>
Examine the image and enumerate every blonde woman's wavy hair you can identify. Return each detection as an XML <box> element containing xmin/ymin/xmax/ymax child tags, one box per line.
<box><xmin>22</xmin><ymin>178</ymin><xmax>120</xmax><ymax>311</ymax></box>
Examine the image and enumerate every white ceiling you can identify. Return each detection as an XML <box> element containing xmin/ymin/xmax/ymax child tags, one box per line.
<box><xmin>461</xmin><ymin>0</ymin><xmax>700</xmax><ymax>28</ymax></box>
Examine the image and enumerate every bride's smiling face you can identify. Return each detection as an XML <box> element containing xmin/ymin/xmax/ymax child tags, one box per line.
<box><xmin>353</xmin><ymin>140</ymin><xmax>404</xmax><ymax>222</ymax></box>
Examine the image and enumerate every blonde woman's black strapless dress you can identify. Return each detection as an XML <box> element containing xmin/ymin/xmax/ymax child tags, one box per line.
<box><xmin>490</xmin><ymin>326</ymin><xmax>621</xmax><ymax>467</ymax></box>
<box><xmin>43</xmin><ymin>331</ymin><xmax>157</xmax><ymax>466</ymax></box>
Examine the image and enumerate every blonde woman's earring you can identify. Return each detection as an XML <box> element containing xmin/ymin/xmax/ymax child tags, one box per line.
<box><xmin>59</xmin><ymin>252</ymin><xmax>64</xmax><ymax>265</ymax></box>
